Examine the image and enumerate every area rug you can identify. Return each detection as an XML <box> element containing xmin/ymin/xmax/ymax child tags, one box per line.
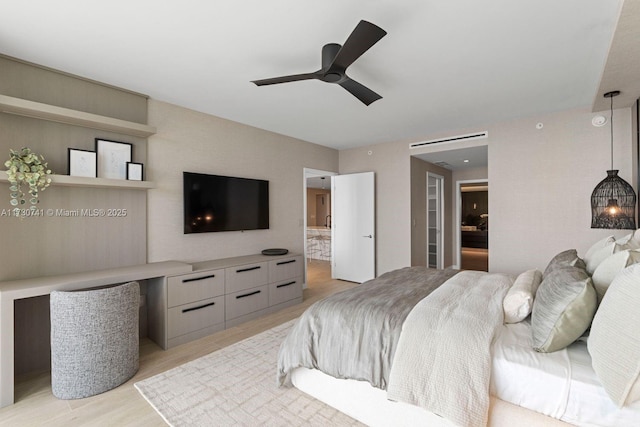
<box><xmin>134</xmin><ymin>320</ymin><xmax>362</xmax><ymax>426</ymax></box>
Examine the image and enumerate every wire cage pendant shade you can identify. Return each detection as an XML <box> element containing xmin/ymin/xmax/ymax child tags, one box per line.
<box><xmin>591</xmin><ymin>169</ymin><xmax>636</xmax><ymax>229</ymax></box>
<box><xmin>590</xmin><ymin>90</ymin><xmax>637</xmax><ymax>229</ymax></box>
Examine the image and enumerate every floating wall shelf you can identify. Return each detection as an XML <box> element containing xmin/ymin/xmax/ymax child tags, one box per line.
<box><xmin>0</xmin><ymin>171</ymin><xmax>155</xmax><ymax>190</ymax></box>
<box><xmin>0</xmin><ymin>94</ymin><xmax>156</xmax><ymax>137</ymax></box>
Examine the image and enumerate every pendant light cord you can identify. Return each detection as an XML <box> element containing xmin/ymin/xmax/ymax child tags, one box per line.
<box><xmin>610</xmin><ymin>93</ymin><xmax>614</xmax><ymax>170</ymax></box>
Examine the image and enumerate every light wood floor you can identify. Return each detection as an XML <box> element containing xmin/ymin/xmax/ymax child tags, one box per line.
<box><xmin>0</xmin><ymin>261</ymin><xmax>354</xmax><ymax>426</ymax></box>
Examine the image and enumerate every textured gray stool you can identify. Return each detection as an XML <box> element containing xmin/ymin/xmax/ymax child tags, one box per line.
<box><xmin>50</xmin><ymin>281</ymin><xmax>140</xmax><ymax>399</ymax></box>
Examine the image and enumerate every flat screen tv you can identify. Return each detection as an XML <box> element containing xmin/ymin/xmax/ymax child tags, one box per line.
<box><xmin>183</xmin><ymin>172</ymin><xmax>269</xmax><ymax>234</ymax></box>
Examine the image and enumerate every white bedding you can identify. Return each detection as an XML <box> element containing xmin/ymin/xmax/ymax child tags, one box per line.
<box><xmin>292</xmin><ymin>317</ymin><xmax>640</xmax><ymax>426</ymax></box>
<box><xmin>491</xmin><ymin>320</ymin><xmax>640</xmax><ymax>426</ymax></box>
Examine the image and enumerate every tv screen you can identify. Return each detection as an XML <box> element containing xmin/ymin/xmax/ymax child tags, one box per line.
<box><xmin>183</xmin><ymin>172</ymin><xmax>269</xmax><ymax>234</ymax></box>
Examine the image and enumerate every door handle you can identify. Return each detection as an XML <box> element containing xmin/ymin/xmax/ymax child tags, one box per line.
<box><xmin>363</xmin><ymin>235</ymin><xmax>373</xmax><ymax>238</ymax></box>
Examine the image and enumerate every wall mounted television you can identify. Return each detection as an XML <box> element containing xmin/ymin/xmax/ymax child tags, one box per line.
<box><xmin>183</xmin><ymin>172</ymin><xmax>269</xmax><ymax>234</ymax></box>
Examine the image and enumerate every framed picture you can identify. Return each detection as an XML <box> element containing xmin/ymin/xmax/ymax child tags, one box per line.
<box><xmin>95</xmin><ymin>138</ymin><xmax>132</xmax><ymax>179</ymax></box>
<box><xmin>126</xmin><ymin>162</ymin><xmax>144</xmax><ymax>181</ymax></box>
<box><xmin>68</xmin><ymin>148</ymin><xmax>97</xmax><ymax>178</ymax></box>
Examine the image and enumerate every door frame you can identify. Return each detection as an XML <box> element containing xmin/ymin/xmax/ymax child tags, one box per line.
<box><xmin>303</xmin><ymin>168</ymin><xmax>337</xmax><ymax>286</ymax></box>
<box><xmin>426</xmin><ymin>172</ymin><xmax>444</xmax><ymax>269</ymax></box>
<box><xmin>455</xmin><ymin>179</ymin><xmax>489</xmax><ymax>269</ymax></box>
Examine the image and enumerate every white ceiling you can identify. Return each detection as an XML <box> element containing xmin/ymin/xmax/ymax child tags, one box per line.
<box><xmin>0</xmin><ymin>0</ymin><xmax>633</xmax><ymax>152</ymax></box>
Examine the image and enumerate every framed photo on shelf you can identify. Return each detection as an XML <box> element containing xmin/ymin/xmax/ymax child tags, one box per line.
<box><xmin>95</xmin><ymin>138</ymin><xmax>132</xmax><ymax>179</ymax></box>
<box><xmin>126</xmin><ymin>162</ymin><xmax>144</xmax><ymax>181</ymax></box>
<box><xmin>68</xmin><ymin>148</ymin><xmax>97</xmax><ymax>178</ymax></box>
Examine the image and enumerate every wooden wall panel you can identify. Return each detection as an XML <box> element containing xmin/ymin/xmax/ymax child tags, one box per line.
<box><xmin>0</xmin><ymin>55</ymin><xmax>149</xmax><ymax>281</ymax></box>
<box><xmin>0</xmin><ymin>55</ymin><xmax>148</xmax><ymax>123</ymax></box>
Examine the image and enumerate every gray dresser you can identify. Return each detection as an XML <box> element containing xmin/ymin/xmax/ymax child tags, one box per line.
<box><xmin>148</xmin><ymin>253</ymin><xmax>303</xmax><ymax>349</ymax></box>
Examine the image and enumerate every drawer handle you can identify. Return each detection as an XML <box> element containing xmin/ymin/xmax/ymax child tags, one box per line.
<box><xmin>236</xmin><ymin>266</ymin><xmax>261</xmax><ymax>273</ymax></box>
<box><xmin>276</xmin><ymin>281</ymin><xmax>296</xmax><ymax>288</ymax></box>
<box><xmin>182</xmin><ymin>274</ymin><xmax>216</xmax><ymax>283</ymax></box>
<box><xmin>182</xmin><ymin>302</ymin><xmax>215</xmax><ymax>313</ymax></box>
<box><xmin>276</xmin><ymin>259</ymin><xmax>296</xmax><ymax>266</ymax></box>
<box><xmin>236</xmin><ymin>290</ymin><xmax>261</xmax><ymax>299</ymax></box>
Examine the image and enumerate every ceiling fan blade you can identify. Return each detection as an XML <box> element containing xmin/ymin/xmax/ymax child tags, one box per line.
<box><xmin>252</xmin><ymin>72</ymin><xmax>318</xmax><ymax>86</ymax></box>
<box><xmin>339</xmin><ymin>77</ymin><xmax>382</xmax><ymax>106</ymax></box>
<box><xmin>330</xmin><ymin>20</ymin><xmax>387</xmax><ymax>70</ymax></box>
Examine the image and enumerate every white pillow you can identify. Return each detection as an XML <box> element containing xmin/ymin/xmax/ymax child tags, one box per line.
<box><xmin>584</xmin><ymin>235</ymin><xmax>615</xmax><ymax>266</ymax></box>
<box><xmin>503</xmin><ymin>269</ymin><xmax>542</xmax><ymax>323</ymax></box>
<box><xmin>591</xmin><ymin>249</ymin><xmax>640</xmax><ymax>304</ymax></box>
<box><xmin>588</xmin><ymin>264</ymin><xmax>640</xmax><ymax>407</ymax></box>
<box><xmin>616</xmin><ymin>229</ymin><xmax>640</xmax><ymax>248</ymax></box>
<box><xmin>586</xmin><ymin>242</ymin><xmax>621</xmax><ymax>275</ymax></box>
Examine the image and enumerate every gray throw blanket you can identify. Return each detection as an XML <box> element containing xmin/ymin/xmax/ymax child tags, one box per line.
<box><xmin>277</xmin><ymin>266</ymin><xmax>458</xmax><ymax>389</ymax></box>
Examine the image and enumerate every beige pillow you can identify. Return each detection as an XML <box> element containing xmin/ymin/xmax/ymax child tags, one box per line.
<box><xmin>591</xmin><ymin>249</ymin><xmax>640</xmax><ymax>304</ymax></box>
<box><xmin>588</xmin><ymin>264</ymin><xmax>640</xmax><ymax>407</ymax></box>
<box><xmin>503</xmin><ymin>269</ymin><xmax>542</xmax><ymax>323</ymax></box>
<box><xmin>531</xmin><ymin>265</ymin><xmax>597</xmax><ymax>353</ymax></box>
<box><xmin>584</xmin><ymin>235</ymin><xmax>615</xmax><ymax>266</ymax></box>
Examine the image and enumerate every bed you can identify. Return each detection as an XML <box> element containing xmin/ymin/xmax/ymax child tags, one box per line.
<box><xmin>277</xmin><ymin>237</ymin><xmax>640</xmax><ymax>426</ymax></box>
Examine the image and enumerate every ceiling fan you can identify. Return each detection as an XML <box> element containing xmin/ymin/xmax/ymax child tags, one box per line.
<box><xmin>251</xmin><ymin>20</ymin><xmax>387</xmax><ymax>106</ymax></box>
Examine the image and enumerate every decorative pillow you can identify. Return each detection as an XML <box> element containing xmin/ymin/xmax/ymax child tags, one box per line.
<box><xmin>588</xmin><ymin>264</ymin><xmax>640</xmax><ymax>407</ymax></box>
<box><xmin>503</xmin><ymin>270</ymin><xmax>542</xmax><ymax>323</ymax></box>
<box><xmin>531</xmin><ymin>264</ymin><xmax>597</xmax><ymax>353</ymax></box>
<box><xmin>543</xmin><ymin>249</ymin><xmax>586</xmax><ymax>278</ymax></box>
<box><xmin>591</xmin><ymin>249</ymin><xmax>640</xmax><ymax>304</ymax></box>
<box><xmin>615</xmin><ymin>229</ymin><xmax>640</xmax><ymax>248</ymax></box>
<box><xmin>584</xmin><ymin>235</ymin><xmax>615</xmax><ymax>266</ymax></box>
<box><xmin>586</xmin><ymin>242</ymin><xmax>618</xmax><ymax>275</ymax></box>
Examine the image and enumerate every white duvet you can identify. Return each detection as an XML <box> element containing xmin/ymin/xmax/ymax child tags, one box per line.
<box><xmin>387</xmin><ymin>270</ymin><xmax>512</xmax><ymax>427</ymax></box>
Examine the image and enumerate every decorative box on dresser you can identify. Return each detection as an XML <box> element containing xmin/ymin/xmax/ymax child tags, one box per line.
<box><xmin>147</xmin><ymin>253</ymin><xmax>303</xmax><ymax>349</ymax></box>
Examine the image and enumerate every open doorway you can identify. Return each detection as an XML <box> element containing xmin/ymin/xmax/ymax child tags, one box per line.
<box><xmin>411</xmin><ymin>144</ymin><xmax>488</xmax><ymax>270</ymax></box>
<box><xmin>303</xmin><ymin>168</ymin><xmax>336</xmax><ymax>287</ymax></box>
<box><xmin>457</xmin><ymin>181</ymin><xmax>488</xmax><ymax>271</ymax></box>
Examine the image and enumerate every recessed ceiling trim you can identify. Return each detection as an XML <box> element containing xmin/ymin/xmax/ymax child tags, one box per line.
<box><xmin>409</xmin><ymin>131</ymin><xmax>488</xmax><ymax>149</ymax></box>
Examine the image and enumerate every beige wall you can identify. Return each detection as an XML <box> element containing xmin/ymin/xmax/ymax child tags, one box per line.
<box><xmin>339</xmin><ymin>107</ymin><xmax>636</xmax><ymax>276</ymax></box>
<box><xmin>488</xmin><ymin>107</ymin><xmax>634</xmax><ymax>274</ymax></box>
<box><xmin>147</xmin><ymin>100</ymin><xmax>338</xmax><ymax>263</ymax></box>
<box><xmin>339</xmin><ymin>143</ymin><xmax>412</xmax><ymax>275</ymax></box>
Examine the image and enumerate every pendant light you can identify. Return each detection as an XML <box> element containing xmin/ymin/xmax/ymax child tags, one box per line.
<box><xmin>590</xmin><ymin>91</ymin><xmax>637</xmax><ymax>229</ymax></box>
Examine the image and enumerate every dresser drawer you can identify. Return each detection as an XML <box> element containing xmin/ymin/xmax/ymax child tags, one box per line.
<box><xmin>269</xmin><ymin>277</ymin><xmax>303</xmax><ymax>306</ymax></box>
<box><xmin>225</xmin><ymin>285</ymin><xmax>268</xmax><ymax>320</ymax></box>
<box><xmin>167</xmin><ymin>296</ymin><xmax>225</xmax><ymax>339</ymax></box>
<box><xmin>269</xmin><ymin>256</ymin><xmax>303</xmax><ymax>283</ymax></box>
<box><xmin>167</xmin><ymin>269</ymin><xmax>224</xmax><ymax>308</ymax></box>
<box><xmin>225</xmin><ymin>262</ymin><xmax>268</xmax><ymax>294</ymax></box>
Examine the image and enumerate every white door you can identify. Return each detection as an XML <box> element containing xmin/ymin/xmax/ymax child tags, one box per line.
<box><xmin>331</xmin><ymin>172</ymin><xmax>375</xmax><ymax>283</ymax></box>
<box><xmin>427</xmin><ymin>173</ymin><xmax>444</xmax><ymax>269</ymax></box>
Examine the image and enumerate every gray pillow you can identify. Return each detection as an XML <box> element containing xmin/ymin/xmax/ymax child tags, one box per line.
<box><xmin>531</xmin><ymin>264</ymin><xmax>597</xmax><ymax>353</ymax></box>
<box><xmin>543</xmin><ymin>249</ymin><xmax>586</xmax><ymax>278</ymax></box>
<box><xmin>588</xmin><ymin>264</ymin><xmax>640</xmax><ymax>407</ymax></box>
